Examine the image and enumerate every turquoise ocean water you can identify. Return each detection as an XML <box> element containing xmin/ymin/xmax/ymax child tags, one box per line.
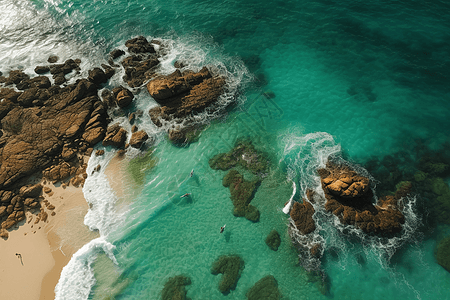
<box><xmin>1</xmin><ymin>0</ymin><xmax>450</xmax><ymax>299</ymax></box>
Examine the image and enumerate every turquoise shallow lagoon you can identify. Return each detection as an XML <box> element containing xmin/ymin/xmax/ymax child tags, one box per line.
<box><xmin>1</xmin><ymin>0</ymin><xmax>450</xmax><ymax>299</ymax></box>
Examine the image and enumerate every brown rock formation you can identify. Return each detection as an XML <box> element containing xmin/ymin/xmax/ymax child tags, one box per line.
<box><xmin>146</xmin><ymin>68</ymin><xmax>226</xmax><ymax>123</ymax></box>
<box><xmin>120</xmin><ymin>37</ymin><xmax>159</xmax><ymax>87</ymax></box>
<box><xmin>318</xmin><ymin>162</ymin><xmax>405</xmax><ymax>235</ymax></box>
<box><xmin>129</xmin><ymin>130</ymin><xmax>149</xmax><ymax>149</ymax></box>
<box><xmin>0</xmin><ymin>68</ymin><xmax>108</xmax><ymax>230</ymax></box>
<box><xmin>114</xmin><ymin>87</ymin><xmax>134</xmax><ymax>108</ymax></box>
<box><xmin>102</xmin><ymin>123</ymin><xmax>127</xmax><ymax>148</ymax></box>
<box><xmin>290</xmin><ymin>200</ymin><xmax>316</xmax><ymax>235</ymax></box>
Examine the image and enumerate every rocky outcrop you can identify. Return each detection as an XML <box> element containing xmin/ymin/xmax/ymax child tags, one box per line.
<box><xmin>129</xmin><ymin>130</ymin><xmax>149</xmax><ymax>149</ymax></box>
<box><xmin>125</xmin><ymin>36</ymin><xmax>156</xmax><ymax>54</ymax></box>
<box><xmin>147</xmin><ymin>67</ymin><xmax>226</xmax><ymax>122</ymax></box>
<box><xmin>161</xmin><ymin>275</ymin><xmax>191</xmax><ymax>300</ymax></box>
<box><xmin>112</xmin><ymin>86</ymin><xmax>134</xmax><ymax>108</ymax></box>
<box><xmin>102</xmin><ymin>124</ymin><xmax>127</xmax><ymax>148</ymax></box>
<box><xmin>318</xmin><ymin>162</ymin><xmax>406</xmax><ymax>235</ymax></box>
<box><xmin>290</xmin><ymin>200</ymin><xmax>316</xmax><ymax>235</ymax></box>
<box><xmin>120</xmin><ymin>36</ymin><xmax>159</xmax><ymax>87</ymax></box>
<box><xmin>0</xmin><ymin>79</ymin><xmax>106</xmax><ymax>189</ymax></box>
<box><xmin>265</xmin><ymin>229</ymin><xmax>281</xmax><ymax>251</ymax></box>
<box><xmin>246</xmin><ymin>275</ymin><xmax>281</xmax><ymax>300</ymax></box>
<box><xmin>211</xmin><ymin>255</ymin><xmax>245</xmax><ymax>294</ymax></box>
<box><xmin>222</xmin><ymin>170</ymin><xmax>260</xmax><ymax>222</ymax></box>
<box><xmin>0</xmin><ymin>67</ymin><xmax>109</xmax><ymax>231</ymax></box>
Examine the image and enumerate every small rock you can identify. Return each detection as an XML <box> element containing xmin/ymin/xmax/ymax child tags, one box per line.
<box><xmin>88</xmin><ymin>68</ymin><xmax>107</xmax><ymax>85</ymax></box>
<box><xmin>110</xmin><ymin>49</ymin><xmax>125</xmax><ymax>59</ymax></box>
<box><xmin>129</xmin><ymin>130</ymin><xmax>149</xmax><ymax>149</ymax></box>
<box><xmin>35</xmin><ymin>66</ymin><xmax>50</xmax><ymax>74</ymax></box>
<box><xmin>48</xmin><ymin>55</ymin><xmax>59</xmax><ymax>63</ymax></box>
<box><xmin>116</xmin><ymin>88</ymin><xmax>134</xmax><ymax>108</ymax></box>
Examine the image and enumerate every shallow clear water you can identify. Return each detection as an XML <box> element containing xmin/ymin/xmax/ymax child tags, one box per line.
<box><xmin>1</xmin><ymin>0</ymin><xmax>450</xmax><ymax>299</ymax></box>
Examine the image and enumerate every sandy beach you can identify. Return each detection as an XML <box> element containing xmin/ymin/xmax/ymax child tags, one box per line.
<box><xmin>0</xmin><ymin>179</ymin><xmax>99</xmax><ymax>300</ymax></box>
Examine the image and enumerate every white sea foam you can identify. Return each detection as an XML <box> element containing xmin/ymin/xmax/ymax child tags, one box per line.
<box><xmin>0</xmin><ymin>0</ymin><xmax>106</xmax><ymax>80</ymax></box>
<box><xmin>54</xmin><ymin>237</ymin><xmax>117</xmax><ymax>300</ymax></box>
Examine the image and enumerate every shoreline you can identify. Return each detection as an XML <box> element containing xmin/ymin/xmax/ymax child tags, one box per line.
<box><xmin>0</xmin><ymin>178</ymin><xmax>99</xmax><ymax>300</ymax></box>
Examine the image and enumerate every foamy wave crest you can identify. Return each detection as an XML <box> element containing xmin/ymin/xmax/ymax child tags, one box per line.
<box><xmin>83</xmin><ymin>149</ymin><xmax>126</xmax><ymax>236</ymax></box>
<box><xmin>281</xmin><ymin>131</ymin><xmax>341</xmax><ymax>198</ymax></box>
<box><xmin>55</xmin><ymin>237</ymin><xmax>117</xmax><ymax>300</ymax></box>
<box><xmin>55</xmin><ymin>147</ymin><xmax>127</xmax><ymax>298</ymax></box>
<box><xmin>281</xmin><ymin>132</ymin><xmax>341</xmax><ymax>270</ymax></box>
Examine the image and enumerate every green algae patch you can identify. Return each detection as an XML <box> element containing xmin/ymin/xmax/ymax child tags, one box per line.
<box><xmin>265</xmin><ymin>230</ymin><xmax>281</xmax><ymax>251</ymax></box>
<box><xmin>209</xmin><ymin>139</ymin><xmax>269</xmax><ymax>177</ymax></box>
<box><xmin>127</xmin><ymin>149</ymin><xmax>157</xmax><ymax>185</ymax></box>
<box><xmin>211</xmin><ymin>255</ymin><xmax>245</xmax><ymax>294</ymax></box>
<box><xmin>246</xmin><ymin>275</ymin><xmax>281</xmax><ymax>300</ymax></box>
<box><xmin>161</xmin><ymin>275</ymin><xmax>192</xmax><ymax>300</ymax></box>
<box><xmin>436</xmin><ymin>237</ymin><xmax>450</xmax><ymax>272</ymax></box>
<box><xmin>223</xmin><ymin>170</ymin><xmax>260</xmax><ymax>222</ymax></box>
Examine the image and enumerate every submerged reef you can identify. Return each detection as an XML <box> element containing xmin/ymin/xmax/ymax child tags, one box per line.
<box><xmin>223</xmin><ymin>170</ymin><xmax>261</xmax><ymax>222</ymax></box>
<box><xmin>435</xmin><ymin>236</ymin><xmax>450</xmax><ymax>272</ymax></box>
<box><xmin>306</xmin><ymin>270</ymin><xmax>330</xmax><ymax>296</ymax></box>
<box><xmin>209</xmin><ymin>140</ymin><xmax>270</xmax><ymax>177</ymax></box>
<box><xmin>161</xmin><ymin>275</ymin><xmax>192</xmax><ymax>300</ymax></box>
<box><xmin>211</xmin><ymin>255</ymin><xmax>245</xmax><ymax>294</ymax></box>
<box><xmin>265</xmin><ymin>229</ymin><xmax>281</xmax><ymax>251</ymax></box>
<box><xmin>246</xmin><ymin>275</ymin><xmax>281</xmax><ymax>300</ymax></box>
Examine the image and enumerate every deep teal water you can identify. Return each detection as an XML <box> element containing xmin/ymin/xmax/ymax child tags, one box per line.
<box><xmin>1</xmin><ymin>0</ymin><xmax>450</xmax><ymax>299</ymax></box>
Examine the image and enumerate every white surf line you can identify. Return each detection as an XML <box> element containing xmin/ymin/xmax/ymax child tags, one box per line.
<box><xmin>282</xmin><ymin>180</ymin><xmax>297</xmax><ymax>214</ymax></box>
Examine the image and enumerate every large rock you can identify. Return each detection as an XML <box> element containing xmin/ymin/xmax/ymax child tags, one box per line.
<box><xmin>121</xmin><ymin>55</ymin><xmax>160</xmax><ymax>87</ymax></box>
<box><xmin>102</xmin><ymin>124</ymin><xmax>127</xmax><ymax>148</ymax></box>
<box><xmin>129</xmin><ymin>130</ymin><xmax>148</xmax><ymax>148</ymax></box>
<box><xmin>115</xmin><ymin>87</ymin><xmax>134</xmax><ymax>108</ymax></box>
<box><xmin>19</xmin><ymin>183</ymin><xmax>42</xmax><ymax>198</ymax></box>
<box><xmin>318</xmin><ymin>162</ymin><xmax>406</xmax><ymax>235</ymax></box>
<box><xmin>125</xmin><ymin>36</ymin><xmax>156</xmax><ymax>54</ymax></box>
<box><xmin>88</xmin><ymin>68</ymin><xmax>107</xmax><ymax>85</ymax></box>
<box><xmin>146</xmin><ymin>67</ymin><xmax>226</xmax><ymax>122</ymax></box>
<box><xmin>290</xmin><ymin>200</ymin><xmax>316</xmax><ymax>235</ymax></box>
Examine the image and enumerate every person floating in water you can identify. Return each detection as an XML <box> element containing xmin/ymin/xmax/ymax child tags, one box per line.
<box><xmin>190</xmin><ymin>169</ymin><xmax>194</xmax><ymax>177</ymax></box>
<box><xmin>16</xmin><ymin>253</ymin><xmax>23</xmax><ymax>265</ymax></box>
<box><xmin>220</xmin><ymin>224</ymin><xmax>226</xmax><ymax>233</ymax></box>
<box><xmin>180</xmin><ymin>193</ymin><xmax>191</xmax><ymax>198</ymax></box>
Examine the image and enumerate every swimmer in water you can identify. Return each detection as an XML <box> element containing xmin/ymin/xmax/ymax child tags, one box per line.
<box><xmin>180</xmin><ymin>193</ymin><xmax>191</xmax><ymax>198</ymax></box>
<box><xmin>220</xmin><ymin>224</ymin><xmax>226</xmax><ymax>233</ymax></box>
